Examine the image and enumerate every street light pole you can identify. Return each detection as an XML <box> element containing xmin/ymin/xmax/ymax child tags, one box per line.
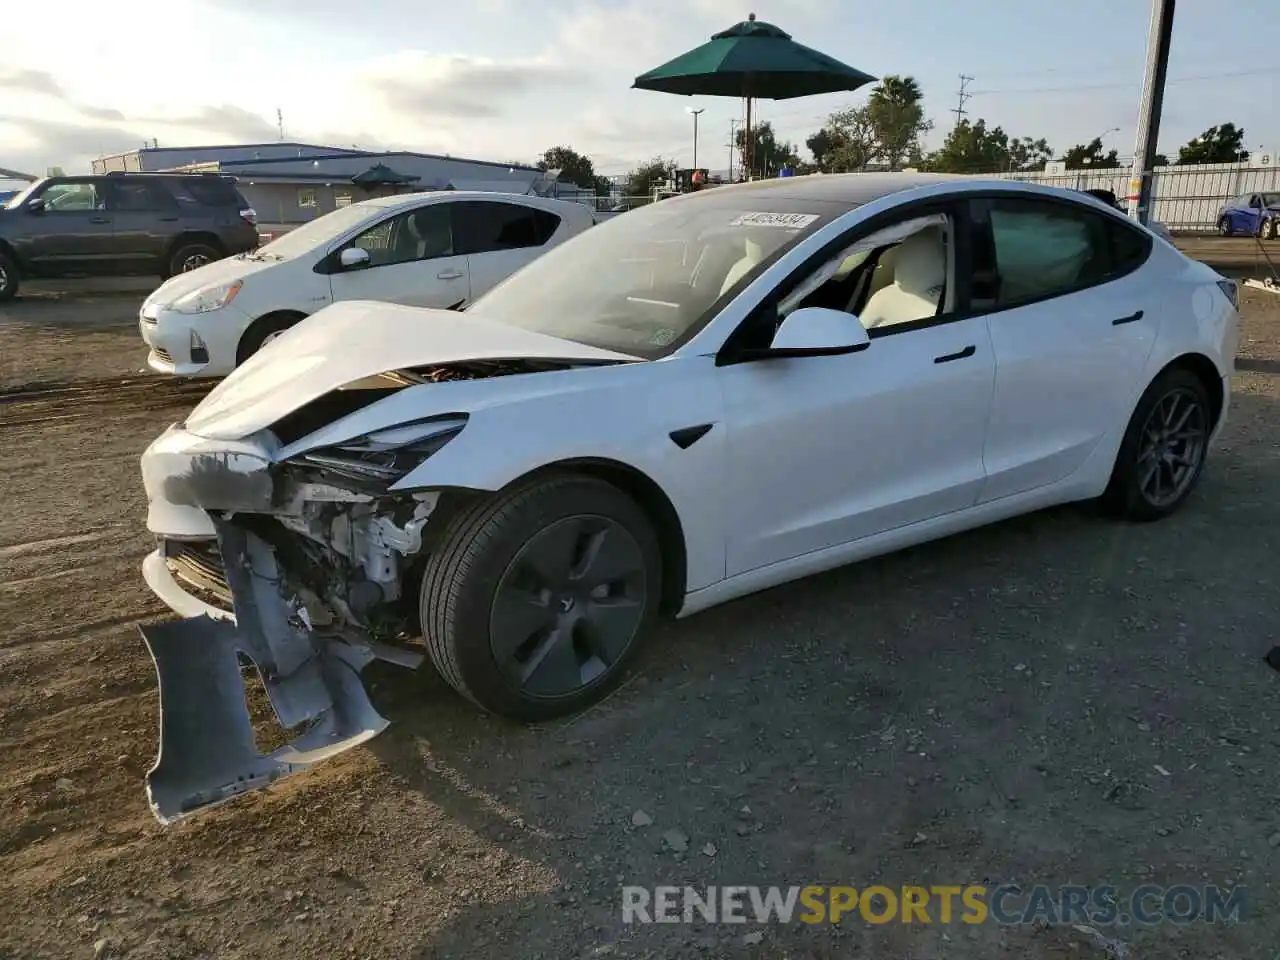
<box><xmin>1127</xmin><ymin>0</ymin><xmax>1175</xmax><ymax>225</ymax></box>
<box><xmin>687</xmin><ymin>107</ymin><xmax>705</xmax><ymax>171</ymax></box>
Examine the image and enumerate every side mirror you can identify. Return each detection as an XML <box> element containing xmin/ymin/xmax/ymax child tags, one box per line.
<box><xmin>340</xmin><ymin>247</ymin><xmax>371</xmax><ymax>270</ymax></box>
<box><xmin>26</xmin><ymin>198</ymin><xmax>45</xmax><ymax>214</ymax></box>
<box><xmin>766</xmin><ymin>306</ymin><xmax>870</xmax><ymax>357</ymax></box>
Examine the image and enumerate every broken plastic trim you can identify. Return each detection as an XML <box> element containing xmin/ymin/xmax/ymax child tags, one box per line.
<box><xmin>139</xmin><ymin>517</ymin><xmax>421</xmax><ymax>824</ymax></box>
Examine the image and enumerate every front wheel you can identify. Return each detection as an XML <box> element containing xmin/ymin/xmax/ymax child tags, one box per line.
<box><xmin>420</xmin><ymin>474</ymin><xmax>662</xmax><ymax>721</ymax></box>
<box><xmin>1218</xmin><ymin>216</ymin><xmax>1233</xmax><ymax>237</ymax></box>
<box><xmin>0</xmin><ymin>249</ymin><xmax>19</xmax><ymax>302</ymax></box>
<box><xmin>235</xmin><ymin>311</ymin><xmax>303</xmax><ymax>366</ymax></box>
<box><xmin>1264</xmin><ymin>218</ymin><xmax>1279</xmax><ymax>241</ymax></box>
<box><xmin>1101</xmin><ymin>368</ymin><xmax>1212</xmax><ymax>522</ymax></box>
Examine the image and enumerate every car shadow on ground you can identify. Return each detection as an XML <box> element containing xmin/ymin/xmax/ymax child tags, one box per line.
<box><xmin>356</xmin><ymin>386</ymin><xmax>1280</xmax><ymax>959</ymax></box>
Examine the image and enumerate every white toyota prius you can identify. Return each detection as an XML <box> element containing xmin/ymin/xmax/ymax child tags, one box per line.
<box><xmin>136</xmin><ymin>172</ymin><xmax>1238</xmax><ymax>822</ymax></box>
<box><xmin>137</xmin><ymin>190</ymin><xmax>595</xmax><ymax>376</ymax></box>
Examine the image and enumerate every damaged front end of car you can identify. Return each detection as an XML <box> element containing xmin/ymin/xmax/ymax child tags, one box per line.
<box><xmin>137</xmin><ymin>362</ymin><xmax>546</xmax><ymax>823</ymax></box>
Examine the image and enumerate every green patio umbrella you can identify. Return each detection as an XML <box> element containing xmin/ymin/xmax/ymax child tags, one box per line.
<box><xmin>633</xmin><ymin>13</ymin><xmax>876</xmax><ymax>178</ymax></box>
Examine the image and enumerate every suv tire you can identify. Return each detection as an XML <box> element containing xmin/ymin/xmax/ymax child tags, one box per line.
<box><xmin>0</xmin><ymin>249</ymin><xmax>19</xmax><ymax>302</ymax></box>
<box><xmin>166</xmin><ymin>242</ymin><xmax>221</xmax><ymax>278</ymax></box>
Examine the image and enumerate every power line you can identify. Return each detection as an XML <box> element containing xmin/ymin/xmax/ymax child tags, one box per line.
<box><xmin>952</xmin><ymin>75</ymin><xmax>974</xmax><ymax>129</ymax></box>
<box><xmin>970</xmin><ymin>65</ymin><xmax>1280</xmax><ymax>97</ymax></box>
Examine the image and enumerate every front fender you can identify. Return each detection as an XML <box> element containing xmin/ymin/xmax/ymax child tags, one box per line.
<box><xmin>392</xmin><ymin>359</ymin><xmax>729</xmax><ymax>593</ymax></box>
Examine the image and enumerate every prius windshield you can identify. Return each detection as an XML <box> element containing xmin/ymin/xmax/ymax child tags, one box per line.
<box><xmin>253</xmin><ymin>202</ymin><xmax>385</xmax><ymax>259</ymax></box>
<box><xmin>467</xmin><ymin>194</ymin><xmax>843</xmax><ymax>358</ymax></box>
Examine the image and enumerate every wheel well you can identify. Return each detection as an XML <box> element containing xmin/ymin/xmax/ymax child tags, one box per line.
<box><xmin>236</xmin><ymin>310</ymin><xmax>308</xmax><ymax>363</ymax></box>
<box><xmin>0</xmin><ymin>239</ymin><xmax>22</xmax><ymax>269</ymax></box>
<box><xmin>1161</xmin><ymin>353</ymin><xmax>1225</xmax><ymax>428</ymax></box>
<box><xmin>515</xmin><ymin>458</ymin><xmax>689</xmax><ymax>616</ymax></box>
<box><xmin>168</xmin><ymin>232</ymin><xmax>226</xmax><ymax>259</ymax></box>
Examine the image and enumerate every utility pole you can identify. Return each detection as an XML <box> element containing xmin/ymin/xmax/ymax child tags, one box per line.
<box><xmin>952</xmin><ymin>75</ymin><xmax>974</xmax><ymax>129</ymax></box>
<box><xmin>687</xmin><ymin>107</ymin><xmax>705</xmax><ymax>171</ymax></box>
<box><xmin>728</xmin><ymin>118</ymin><xmax>739</xmax><ymax>180</ymax></box>
<box><xmin>1127</xmin><ymin>0</ymin><xmax>1175</xmax><ymax>225</ymax></box>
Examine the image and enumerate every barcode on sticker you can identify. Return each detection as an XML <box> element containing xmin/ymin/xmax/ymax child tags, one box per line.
<box><xmin>730</xmin><ymin>212</ymin><xmax>820</xmax><ymax>228</ymax></box>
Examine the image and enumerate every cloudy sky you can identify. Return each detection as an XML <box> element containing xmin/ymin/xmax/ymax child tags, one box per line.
<box><xmin>2</xmin><ymin>0</ymin><xmax>1277</xmax><ymax>179</ymax></box>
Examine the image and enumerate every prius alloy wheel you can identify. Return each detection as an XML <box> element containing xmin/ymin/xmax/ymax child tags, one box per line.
<box><xmin>420</xmin><ymin>473</ymin><xmax>662</xmax><ymax>720</ymax></box>
<box><xmin>1103</xmin><ymin>367</ymin><xmax>1212</xmax><ymax>521</ymax></box>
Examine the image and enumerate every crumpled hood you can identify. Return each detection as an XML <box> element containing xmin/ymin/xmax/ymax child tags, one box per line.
<box><xmin>183</xmin><ymin>300</ymin><xmax>640</xmax><ymax>440</ymax></box>
<box><xmin>144</xmin><ymin>253</ymin><xmax>280</xmax><ymax>307</ymax></box>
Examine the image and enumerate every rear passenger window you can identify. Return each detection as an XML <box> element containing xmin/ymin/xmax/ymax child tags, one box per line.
<box><xmin>987</xmin><ymin>198</ymin><xmax>1112</xmax><ymax>307</ymax></box>
<box><xmin>1106</xmin><ymin>218</ymin><xmax>1152</xmax><ymax>276</ymax></box>
<box><xmin>452</xmin><ymin>202</ymin><xmax>562</xmax><ymax>255</ymax></box>
<box><xmin>109</xmin><ymin>180</ymin><xmax>176</xmax><ymax>212</ymax></box>
<box><xmin>181</xmin><ymin>178</ymin><xmax>242</xmax><ymax>207</ymax></box>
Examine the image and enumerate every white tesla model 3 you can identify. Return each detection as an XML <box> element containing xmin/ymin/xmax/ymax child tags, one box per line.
<box><xmin>136</xmin><ymin>173</ymin><xmax>1238</xmax><ymax>822</ymax></box>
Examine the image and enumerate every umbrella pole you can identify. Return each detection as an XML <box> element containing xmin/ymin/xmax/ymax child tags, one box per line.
<box><xmin>744</xmin><ymin>96</ymin><xmax>753</xmax><ymax>180</ymax></box>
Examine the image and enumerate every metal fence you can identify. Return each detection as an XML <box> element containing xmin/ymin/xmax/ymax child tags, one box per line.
<box><xmin>994</xmin><ymin>162</ymin><xmax>1280</xmax><ymax>233</ymax></box>
<box><xmin>585</xmin><ymin>163</ymin><xmax>1280</xmax><ymax>234</ymax></box>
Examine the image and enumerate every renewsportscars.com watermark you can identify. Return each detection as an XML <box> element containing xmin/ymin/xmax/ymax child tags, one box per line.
<box><xmin>622</xmin><ymin>884</ymin><xmax>1247</xmax><ymax>926</ymax></box>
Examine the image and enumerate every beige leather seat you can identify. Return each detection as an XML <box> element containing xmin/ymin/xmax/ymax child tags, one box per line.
<box><xmin>719</xmin><ymin>236</ymin><xmax>765</xmax><ymax>297</ymax></box>
<box><xmin>859</xmin><ymin>229</ymin><xmax>947</xmax><ymax>329</ymax></box>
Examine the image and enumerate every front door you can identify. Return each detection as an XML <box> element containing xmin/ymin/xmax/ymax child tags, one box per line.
<box><xmin>717</xmin><ymin>207</ymin><xmax>996</xmax><ymax>576</ymax></box>
<box><xmin>20</xmin><ymin>179</ymin><xmax>116</xmax><ymax>276</ymax></box>
<box><xmin>967</xmin><ymin>195</ymin><xmax>1161</xmax><ymax>503</ymax></box>
<box><xmin>329</xmin><ymin>202</ymin><xmax>471</xmax><ymax>308</ymax></box>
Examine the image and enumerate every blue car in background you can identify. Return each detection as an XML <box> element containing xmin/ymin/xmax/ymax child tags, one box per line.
<box><xmin>1217</xmin><ymin>192</ymin><xmax>1280</xmax><ymax>239</ymax></box>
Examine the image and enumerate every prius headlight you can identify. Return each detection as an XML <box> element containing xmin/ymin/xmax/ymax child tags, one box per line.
<box><xmin>288</xmin><ymin>416</ymin><xmax>468</xmax><ymax>484</ymax></box>
<box><xmin>171</xmin><ymin>279</ymin><xmax>243</xmax><ymax>314</ymax></box>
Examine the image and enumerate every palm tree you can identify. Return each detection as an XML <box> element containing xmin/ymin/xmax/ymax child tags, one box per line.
<box><xmin>867</xmin><ymin>75</ymin><xmax>930</xmax><ymax>170</ymax></box>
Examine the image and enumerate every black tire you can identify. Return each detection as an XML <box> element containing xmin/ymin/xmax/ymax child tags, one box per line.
<box><xmin>235</xmin><ymin>311</ymin><xmax>303</xmax><ymax>365</ymax></box>
<box><xmin>420</xmin><ymin>473</ymin><xmax>662</xmax><ymax>721</ymax></box>
<box><xmin>0</xmin><ymin>249</ymin><xmax>19</xmax><ymax>302</ymax></box>
<box><xmin>1101</xmin><ymin>367</ymin><xmax>1213</xmax><ymax>522</ymax></box>
<box><xmin>1218</xmin><ymin>216</ymin><xmax>1233</xmax><ymax>237</ymax></box>
<box><xmin>166</xmin><ymin>242</ymin><xmax>221</xmax><ymax>278</ymax></box>
<box><xmin>1265</xmin><ymin>219</ymin><xmax>1278</xmax><ymax>241</ymax></box>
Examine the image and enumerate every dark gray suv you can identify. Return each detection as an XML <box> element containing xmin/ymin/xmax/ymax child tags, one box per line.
<box><xmin>0</xmin><ymin>172</ymin><xmax>260</xmax><ymax>301</ymax></box>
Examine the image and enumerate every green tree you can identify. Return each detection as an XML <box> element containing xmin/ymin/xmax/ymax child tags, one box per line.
<box><xmin>624</xmin><ymin>156</ymin><xmax>677</xmax><ymax>200</ymax></box>
<box><xmin>1176</xmin><ymin>124</ymin><xmax>1247</xmax><ymax>164</ymax></box>
<box><xmin>807</xmin><ymin>106</ymin><xmax>877</xmax><ymax>172</ymax></box>
<box><xmin>1062</xmin><ymin>138</ymin><xmax>1120</xmax><ymax>170</ymax></box>
<box><xmin>1008</xmin><ymin>136</ymin><xmax>1054</xmax><ymax>172</ymax></box>
<box><xmin>734</xmin><ymin>121</ymin><xmax>802</xmax><ymax>178</ymax></box>
<box><xmin>865</xmin><ymin>75</ymin><xmax>932</xmax><ymax>170</ymax></box>
<box><xmin>536</xmin><ymin>145</ymin><xmax>605</xmax><ymax>192</ymax></box>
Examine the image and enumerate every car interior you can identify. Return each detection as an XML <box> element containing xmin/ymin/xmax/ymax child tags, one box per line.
<box><xmin>777</xmin><ymin>215</ymin><xmax>955</xmax><ymax>333</ymax></box>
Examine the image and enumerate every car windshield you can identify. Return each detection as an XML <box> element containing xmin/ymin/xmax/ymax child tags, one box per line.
<box><xmin>253</xmin><ymin>202</ymin><xmax>384</xmax><ymax>259</ymax></box>
<box><xmin>466</xmin><ymin>193</ymin><xmax>844</xmax><ymax>358</ymax></box>
<box><xmin>3</xmin><ymin>180</ymin><xmax>44</xmax><ymax>210</ymax></box>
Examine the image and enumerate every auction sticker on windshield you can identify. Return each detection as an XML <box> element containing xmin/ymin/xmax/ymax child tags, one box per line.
<box><xmin>730</xmin><ymin>212</ymin><xmax>820</xmax><ymax>229</ymax></box>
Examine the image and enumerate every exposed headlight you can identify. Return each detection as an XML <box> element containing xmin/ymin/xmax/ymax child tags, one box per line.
<box><xmin>287</xmin><ymin>416</ymin><xmax>468</xmax><ymax>485</ymax></box>
<box><xmin>171</xmin><ymin>280</ymin><xmax>243</xmax><ymax>315</ymax></box>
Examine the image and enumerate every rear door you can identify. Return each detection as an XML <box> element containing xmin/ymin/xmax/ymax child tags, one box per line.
<box><xmin>103</xmin><ymin>178</ymin><xmax>179</xmax><ymax>273</ymax></box>
<box><xmin>328</xmin><ymin>202</ymin><xmax>471</xmax><ymax>308</ymax></box>
<box><xmin>21</xmin><ymin>179</ymin><xmax>117</xmax><ymax>275</ymax></box>
<box><xmin>967</xmin><ymin>194</ymin><xmax>1160</xmax><ymax>503</ymax></box>
<box><xmin>452</xmin><ymin>200</ymin><xmax>563</xmax><ymax>299</ymax></box>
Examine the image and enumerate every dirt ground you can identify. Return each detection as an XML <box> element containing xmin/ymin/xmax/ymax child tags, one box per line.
<box><xmin>1</xmin><ymin>239</ymin><xmax>1278</xmax><ymax>959</ymax></box>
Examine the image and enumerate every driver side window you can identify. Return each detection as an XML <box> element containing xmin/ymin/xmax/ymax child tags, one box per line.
<box><xmin>348</xmin><ymin>204</ymin><xmax>453</xmax><ymax>268</ymax></box>
<box><xmin>779</xmin><ymin>212</ymin><xmax>955</xmax><ymax>333</ymax></box>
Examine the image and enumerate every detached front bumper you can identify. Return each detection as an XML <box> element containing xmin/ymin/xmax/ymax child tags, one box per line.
<box><xmin>138</xmin><ymin>425</ymin><xmax>422</xmax><ymax>824</ymax></box>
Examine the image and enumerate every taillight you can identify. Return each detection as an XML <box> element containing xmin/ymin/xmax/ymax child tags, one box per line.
<box><xmin>240</xmin><ymin>207</ymin><xmax>257</xmax><ymax>226</ymax></box>
<box><xmin>1216</xmin><ymin>278</ymin><xmax>1239</xmax><ymax>311</ymax></box>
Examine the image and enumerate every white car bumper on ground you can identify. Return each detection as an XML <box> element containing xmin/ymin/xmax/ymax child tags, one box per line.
<box><xmin>139</xmin><ymin>301</ymin><xmax>248</xmax><ymax>377</ymax></box>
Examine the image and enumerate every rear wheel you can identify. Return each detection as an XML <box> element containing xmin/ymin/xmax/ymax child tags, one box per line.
<box><xmin>1101</xmin><ymin>367</ymin><xmax>1212</xmax><ymax>522</ymax></box>
<box><xmin>235</xmin><ymin>311</ymin><xmax>303</xmax><ymax>365</ymax></box>
<box><xmin>420</xmin><ymin>473</ymin><xmax>662</xmax><ymax>721</ymax></box>
<box><xmin>0</xmin><ymin>249</ymin><xmax>19</xmax><ymax>302</ymax></box>
<box><xmin>166</xmin><ymin>242</ymin><xmax>221</xmax><ymax>278</ymax></box>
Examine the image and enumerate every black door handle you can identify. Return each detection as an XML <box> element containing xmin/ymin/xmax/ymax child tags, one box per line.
<box><xmin>1112</xmin><ymin>310</ymin><xmax>1144</xmax><ymax>326</ymax></box>
<box><xmin>89</xmin><ymin>216</ymin><xmax>110</xmax><ymax>224</ymax></box>
<box><xmin>157</xmin><ymin>216</ymin><xmax>179</xmax><ymax>221</ymax></box>
<box><xmin>934</xmin><ymin>345</ymin><xmax>976</xmax><ymax>364</ymax></box>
